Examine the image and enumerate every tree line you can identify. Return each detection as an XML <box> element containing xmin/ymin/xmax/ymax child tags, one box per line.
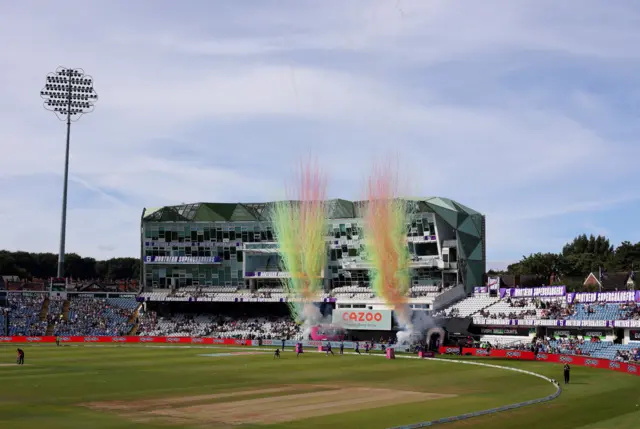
<box><xmin>503</xmin><ymin>234</ymin><xmax>640</xmax><ymax>277</ymax></box>
<box><xmin>2</xmin><ymin>234</ymin><xmax>639</xmax><ymax>283</ymax></box>
<box><xmin>0</xmin><ymin>250</ymin><xmax>139</xmax><ymax>281</ymax></box>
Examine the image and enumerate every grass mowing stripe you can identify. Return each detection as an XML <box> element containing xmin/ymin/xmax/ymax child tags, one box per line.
<box><xmin>85</xmin><ymin>385</ymin><xmax>337</xmax><ymax>412</ymax></box>
<box><xmin>2</xmin><ymin>345</ymin><xmax>635</xmax><ymax>429</ymax></box>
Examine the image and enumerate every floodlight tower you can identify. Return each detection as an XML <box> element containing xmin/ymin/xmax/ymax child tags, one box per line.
<box><xmin>40</xmin><ymin>67</ymin><xmax>98</xmax><ymax>278</ymax></box>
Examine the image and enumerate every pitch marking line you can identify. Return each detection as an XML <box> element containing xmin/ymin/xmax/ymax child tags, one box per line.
<box><xmin>381</xmin><ymin>355</ymin><xmax>562</xmax><ymax>428</ymax></box>
<box><xmin>198</xmin><ymin>351</ymin><xmax>269</xmax><ymax>357</ymax></box>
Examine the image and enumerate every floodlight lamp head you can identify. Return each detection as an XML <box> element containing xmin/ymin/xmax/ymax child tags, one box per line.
<box><xmin>41</xmin><ymin>66</ymin><xmax>98</xmax><ymax>121</ymax></box>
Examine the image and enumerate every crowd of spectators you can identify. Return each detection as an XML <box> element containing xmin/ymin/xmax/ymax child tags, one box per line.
<box><xmin>209</xmin><ymin>316</ymin><xmax>300</xmax><ymax>340</ymax></box>
<box><xmin>487</xmin><ymin>334</ymin><xmax>640</xmax><ymax>363</ymax></box>
<box><xmin>537</xmin><ymin>336</ymin><xmax>587</xmax><ymax>355</ymax></box>
<box><xmin>147</xmin><ymin>284</ymin><xmax>450</xmax><ymax>302</ymax></box>
<box><xmin>138</xmin><ymin>313</ymin><xmax>213</xmax><ymax>337</ymax></box>
<box><xmin>53</xmin><ymin>298</ymin><xmax>135</xmax><ymax>336</ymax></box>
<box><xmin>7</xmin><ymin>294</ymin><xmax>46</xmax><ymax>335</ymax></box>
<box><xmin>158</xmin><ymin>287</ymin><xmax>289</xmax><ymax>302</ymax></box>
<box><xmin>475</xmin><ymin>297</ymin><xmax>575</xmax><ymax>320</ymax></box>
<box><xmin>482</xmin><ymin>335</ymin><xmax>590</xmax><ymax>355</ymax></box>
<box><xmin>621</xmin><ymin>302</ymin><xmax>640</xmax><ymax>320</ymax></box>
<box><xmin>47</xmin><ymin>297</ymin><xmax>65</xmax><ymax>327</ymax></box>
<box><xmin>409</xmin><ymin>284</ymin><xmax>448</xmax><ymax>298</ymax></box>
<box><xmin>444</xmin><ymin>308</ymin><xmax>460</xmax><ymax>317</ymax></box>
<box><xmin>477</xmin><ymin>297</ymin><xmax>539</xmax><ymax>319</ymax></box>
<box><xmin>0</xmin><ymin>308</ymin><xmax>6</xmax><ymax>335</ymax></box>
<box><xmin>614</xmin><ymin>348</ymin><xmax>640</xmax><ymax>362</ymax></box>
<box><xmin>137</xmin><ymin>312</ymin><xmax>302</xmax><ymax>340</ymax></box>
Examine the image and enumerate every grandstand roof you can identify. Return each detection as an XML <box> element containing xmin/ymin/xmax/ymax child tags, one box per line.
<box><xmin>141</xmin><ymin>197</ymin><xmax>483</xmax><ymax>223</ymax></box>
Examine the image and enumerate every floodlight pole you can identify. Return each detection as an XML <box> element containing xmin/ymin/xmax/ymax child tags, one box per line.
<box><xmin>57</xmin><ymin>88</ymin><xmax>72</xmax><ymax>278</ymax></box>
<box><xmin>41</xmin><ymin>67</ymin><xmax>98</xmax><ymax>279</ymax></box>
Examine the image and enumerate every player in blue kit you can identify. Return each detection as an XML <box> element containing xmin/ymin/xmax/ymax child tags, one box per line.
<box><xmin>326</xmin><ymin>342</ymin><xmax>334</xmax><ymax>356</ymax></box>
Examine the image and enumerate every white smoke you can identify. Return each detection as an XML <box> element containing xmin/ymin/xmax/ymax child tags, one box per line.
<box><xmin>299</xmin><ymin>302</ymin><xmax>332</xmax><ymax>339</ymax></box>
<box><xmin>394</xmin><ymin>304</ymin><xmax>436</xmax><ymax>345</ymax></box>
<box><xmin>394</xmin><ymin>303</ymin><xmax>413</xmax><ymax>344</ymax></box>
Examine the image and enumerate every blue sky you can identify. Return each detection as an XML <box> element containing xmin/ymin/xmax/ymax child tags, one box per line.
<box><xmin>1</xmin><ymin>0</ymin><xmax>640</xmax><ymax>270</ymax></box>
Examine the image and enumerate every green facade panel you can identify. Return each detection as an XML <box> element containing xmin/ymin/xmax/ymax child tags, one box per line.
<box><xmin>205</xmin><ymin>203</ymin><xmax>237</xmax><ymax>220</ymax></box>
<box><xmin>230</xmin><ymin>204</ymin><xmax>258</xmax><ymax>221</ymax></box>
<box><xmin>456</xmin><ymin>209</ymin><xmax>469</xmax><ymax>227</ymax></box>
<box><xmin>193</xmin><ymin>204</ymin><xmax>226</xmax><ymax>222</ymax></box>
<box><xmin>159</xmin><ymin>208</ymin><xmax>188</xmax><ymax>222</ymax></box>
<box><xmin>426</xmin><ymin>197</ymin><xmax>458</xmax><ymax>212</ymax></box>
<box><xmin>468</xmin><ymin>242</ymin><xmax>484</xmax><ymax>261</ymax></box>
<box><xmin>142</xmin><ymin>196</ymin><xmax>485</xmax><ymax>291</ymax></box>
<box><xmin>466</xmin><ymin>260</ymin><xmax>484</xmax><ymax>287</ymax></box>
<box><xmin>326</xmin><ymin>199</ymin><xmax>355</xmax><ymax>219</ymax></box>
<box><xmin>428</xmin><ymin>205</ymin><xmax>459</xmax><ymax>229</ymax></box>
<box><xmin>451</xmin><ymin>200</ymin><xmax>481</xmax><ymax>216</ymax></box>
<box><xmin>457</xmin><ymin>231</ymin><xmax>480</xmax><ymax>259</ymax></box>
<box><xmin>144</xmin><ymin>197</ymin><xmax>482</xmax><ymax>224</ymax></box>
<box><xmin>458</xmin><ymin>216</ymin><xmax>480</xmax><ymax>237</ymax></box>
<box><xmin>470</xmin><ymin>214</ymin><xmax>484</xmax><ymax>235</ymax></box>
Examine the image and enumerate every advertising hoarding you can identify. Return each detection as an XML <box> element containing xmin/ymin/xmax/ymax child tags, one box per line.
<box><xmin>331</xmin><ymin>309</ymin><xmax>392</xmax><ymax>330</ymax></box>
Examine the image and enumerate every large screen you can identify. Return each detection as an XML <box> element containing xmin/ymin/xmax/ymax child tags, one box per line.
<box><xmin>332</xmin><ymin>309</ymin><xmax>392</xmax><ymax>331</ymax></box>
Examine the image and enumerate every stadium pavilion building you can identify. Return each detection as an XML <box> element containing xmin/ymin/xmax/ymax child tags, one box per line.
<box><xmin>140</xmin><ymin>198</ymin><xmax>486</xmax><ymax>294</ymax></box>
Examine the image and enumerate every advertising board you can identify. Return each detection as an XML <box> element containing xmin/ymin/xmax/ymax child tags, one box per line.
<box><xmin>331</xmin><ymin>309</ymin><xmax>393</xmax><ymax>330</ymax></box>
<box><xmin>479</xmin><ymin>327</ymin><xmax>531</xmax><ymax>336</ymax></box>
<box><xmin>438</xmin><ymin>346</ymin><xmax>640</xmax><ymax>376</ymax></box>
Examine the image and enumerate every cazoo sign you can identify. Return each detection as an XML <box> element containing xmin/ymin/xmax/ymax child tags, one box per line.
<box><xmin>332</xmin><ymin>309</ymin><xmax>392</xmax><ymax>330</ymax></box>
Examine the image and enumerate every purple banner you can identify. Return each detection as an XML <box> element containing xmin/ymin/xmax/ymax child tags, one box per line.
<box><xmin>475</xmin><ymin>318</ymin><xmax>640</xmax><ymax>328</ymax></box>
<box><xmin>501</xmin><ymin>286</ymin><xmax>566</xmax><ymax>298</ymax></box>
<box><xmin>144</xmin><ymin>256</ymin><xmax>221</xmax><ymax>264</ymax></box>
<box><xmin>567</xmin><ymin>291</ymin><xmax>638</xmax><ymax>304</ymax></box>
<box><xmin>145</xmin><ymin>241</ymin><xmax>242</xmax><ymax>247</ymax></box>
<box><xmin>487</xmin><ymin>277</ymin><xmax>500</xmax><ymax>290</ymax></box>
<box><xmin>245</xmin><ymin>271</ymin><xmax>288</xmax><ymax>278</ymax></box>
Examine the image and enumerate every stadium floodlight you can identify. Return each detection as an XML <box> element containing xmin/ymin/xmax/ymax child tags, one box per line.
<box><xmin>40</xmin><ymin>67</ymin><xmax>98</xmax><ymax>278</ymax></box>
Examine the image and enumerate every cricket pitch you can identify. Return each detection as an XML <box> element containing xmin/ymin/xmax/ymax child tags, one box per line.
<box><xmin>82</xmin><ymin>385</ymin><xmax>455</xmax><ymax>425</ymax></box>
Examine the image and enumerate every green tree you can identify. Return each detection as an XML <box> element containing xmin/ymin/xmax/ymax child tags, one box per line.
<box><xmin>507</xmin><ymin>234</ymin><xmax>637</xmax><ymax>285</ymax></box>
<box><xmin>613</xmin><ymin>241</ymin><xmax>640</xmax><ymax>272</ymax></box>
<box><xmin>507</xmin><ymin>252</ymin><xmax>565</xmax><ymax>279</ymax></box>
<box><xmin>561</xmin><ymin>234</ymin><xmax>614</xmax><ymax>274</ymax></box>
<box><xmin>0</xmin><ymin>250</ymin><xmax>139</xmax><ymax>281</ymax></box>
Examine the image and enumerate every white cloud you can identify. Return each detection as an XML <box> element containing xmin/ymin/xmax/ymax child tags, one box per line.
<box><xmin>1</xmin><ymin>0</ymin><xmax>639</xmax><ymax>268</ymax></box>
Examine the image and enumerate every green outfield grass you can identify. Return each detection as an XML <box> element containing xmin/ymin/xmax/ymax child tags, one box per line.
<box><xmin>0</xmin><ymin>344</ymin><xmax>638</xmax><ymax>429</ymax></box>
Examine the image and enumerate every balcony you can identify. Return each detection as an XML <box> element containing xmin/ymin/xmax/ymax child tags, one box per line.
<box><xmin>243</xmin><ymin>242</ymin><xmax>279</xmax><ymax>254</ymax></box>
<box><xmin>340</xmin><ymin>256</ymin><xmax>442</xmax><ymax>270</ymax></box>
<box><xmin>244</xmin><ymin>269</ymin><xmax>325</xmax><ymax>279</ymax></box>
